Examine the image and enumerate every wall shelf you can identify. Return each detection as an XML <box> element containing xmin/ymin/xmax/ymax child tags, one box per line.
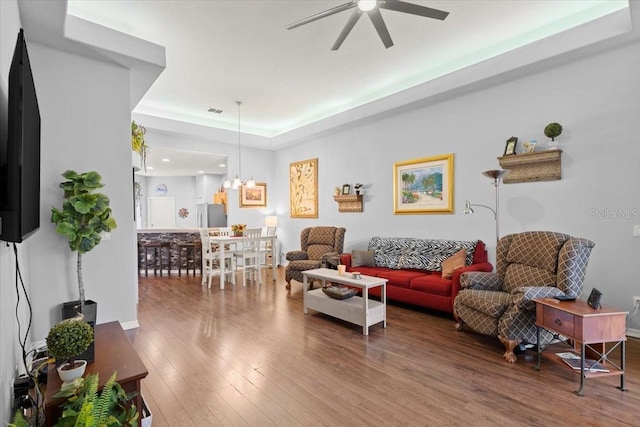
<box><xmin>498</xmin><ymin>149</ymin><xmax>562</xmax><ymax>184</ymax></box>
<box><xmin>333</xmin><ymin>194</ymin><xmax>363</xmax><ymax>212</ymax></box>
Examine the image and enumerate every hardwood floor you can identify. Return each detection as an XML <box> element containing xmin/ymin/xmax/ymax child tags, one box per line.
<box><xmin>130</xmin><ymin>268</ymin><xmax>639</xmax><ymax>426</ymax></box>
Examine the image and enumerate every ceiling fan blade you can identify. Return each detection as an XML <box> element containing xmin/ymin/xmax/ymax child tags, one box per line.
<box><xmin>368</xmin><ymin>8</ymin><xmax>393</xmax><ymax>49</ymax></box>
<box><xmin>331</xmin><ymin>8</ymin><xmax>363</xmax><ymax>50</ymax></box>
<box><xmin>380</xmin><ymin>0</ymin><xmax>449</xmax><ymax>20</ymax></box>
<box><xmin>286</xmin><ymin>1</ymin><xmax>356</xmax><ymax>30</ymax></box>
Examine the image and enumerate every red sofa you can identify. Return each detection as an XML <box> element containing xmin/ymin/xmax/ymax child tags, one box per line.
<box><xmin>339</xmin><ymin>237</ymin><xmax>493</xmax><ymax>314</ymax></box>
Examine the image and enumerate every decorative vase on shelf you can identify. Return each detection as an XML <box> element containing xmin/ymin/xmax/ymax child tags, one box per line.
<box><xmin>57</xmin><ymin>360</ymin><xmax>87</xmax><ymax>385</ymax></box>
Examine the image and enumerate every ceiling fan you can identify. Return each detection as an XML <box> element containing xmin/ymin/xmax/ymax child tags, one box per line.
<box><xmin>286</xmin><ymin>0</ymin><xmax>449</xmax><ymax>50</ymax></box>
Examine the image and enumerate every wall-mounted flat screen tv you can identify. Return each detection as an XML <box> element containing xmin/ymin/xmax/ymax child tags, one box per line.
<box><xmin>0</xmin><ymin>29</ymin><xmax>41</xmax><ymax>243</ymax></box>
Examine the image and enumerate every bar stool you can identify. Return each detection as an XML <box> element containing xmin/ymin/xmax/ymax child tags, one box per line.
<box><xmin>138</xmin><ymin>241</ymin><xmax>171</xmax><ymax>276</ymax></box>
<box><xmin>177</xmin><ymin>241</ymin><xmax>200</xmax><ymax>277</ymax></box>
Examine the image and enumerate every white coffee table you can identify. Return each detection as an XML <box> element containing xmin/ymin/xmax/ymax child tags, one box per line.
<box><xmin>302</xmin><ymin>268</ymin><xmax>387</xmax><ymax>335</ymax></box>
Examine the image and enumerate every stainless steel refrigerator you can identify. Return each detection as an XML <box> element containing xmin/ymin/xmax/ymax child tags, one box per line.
<box><xmin>196</xmin><ymin>203</ymin><xmax>227</xmax><ymax>228</ymax></box>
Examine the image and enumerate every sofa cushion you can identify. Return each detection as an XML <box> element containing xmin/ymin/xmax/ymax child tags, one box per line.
<box><xmin>372</xmin><ymin>269</ymin><xmax>426</xmax><ymax>289</ymax></box>
<box><xmin>410</xmin><ymin>274</ymin><xmax>452</xmax><ymax>297</ymax></box>
<box><xmin>351</xmin><ymin>266</ymin><xmax>381</xmax><ymax>277</ymax></box>
<box><xmin>352</xmin><ymin>250</ymin><xmax>375</xmax><ymax>267</ymax></box>
<box><xmin>441</xmin><ymin>249</ymin><xmax>467</xmax><ymax>279</ymax></box>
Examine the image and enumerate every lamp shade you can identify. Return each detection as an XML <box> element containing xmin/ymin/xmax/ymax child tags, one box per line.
<box><xmin>265</xmin><ymin>216</ymin><xmax>278</xmax><ymax>228</ymax></box>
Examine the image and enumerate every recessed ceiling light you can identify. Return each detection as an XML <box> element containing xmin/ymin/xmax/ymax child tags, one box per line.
<box><xmin>147</xmin><ymin>166</ymin><xmax>154</xmax><ymax>170</ymax></box>
<box><xmin>219</xmin><ymin>163</ymin><xmax>226</xmax><ymax>168</ymax></box>
<box><xmin>198</xmin><ymin>170</ymin><xmax>204</xmax><ymax>174</ymax></box>
<box><xmin>161</xmin><ymin>158</ymin><xmax>170</xmax><ymax>162</ymax></box>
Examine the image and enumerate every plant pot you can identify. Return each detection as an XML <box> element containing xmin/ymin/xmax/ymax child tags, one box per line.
<box><xmin>62</xmin><ymin>300</ymin><xmax>97</xmax><ymax>363</ymax></box>
<box><xmin>57</xmin><ymin>360</ymin><xmax>87</xmax><ymax>385</ymax></box>
<box><xmin>233</xmin><ymin>232</ymin><xmax>243</xmax><ymax>237</ymax></box>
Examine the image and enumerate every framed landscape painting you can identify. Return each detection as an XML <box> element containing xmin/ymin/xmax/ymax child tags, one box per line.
<box><xmin>290</xmin><ymin>158</ymin><xmax>318</xmax><ymax>218</ymax></box>
<box><xmin>240</xmin><ymin>182</ymin><xmax>267</xmax><ymax>208</ymax></box>
<box><xmin>393</xmin><ymin>153</ymin><xmax>454</xmax><ymax>214</ymax></box>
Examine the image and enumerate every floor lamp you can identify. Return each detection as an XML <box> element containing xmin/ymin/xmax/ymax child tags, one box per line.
<box><xmin>463</xmin><ymin>169</ymin><xmax>509</xmax><ymax>243</ymax></box>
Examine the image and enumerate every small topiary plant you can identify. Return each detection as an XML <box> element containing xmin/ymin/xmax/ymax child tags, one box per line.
<box><xmin>46</xmin><ymin>319</ymin><xmax>94</xmax><ymax>369</ymax></box>
<box><xmin>544</xmin><ymin>122</ymin><xmax>563</xmax><ymax>141</ymax></box>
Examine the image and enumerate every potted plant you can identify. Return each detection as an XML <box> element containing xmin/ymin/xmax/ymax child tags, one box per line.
<box><xmin>231</xmin><ymin>224</ymin><xmax>246</xmax><ymax>237</ymax></box>
<box><xmin>131</xmin><ymin>120</ymin><xmax>148</xmax><ymax>171</ymax></box>
<box><xmin>51</xmin><ymin>171</ymin><xmax>117</xmax><ymax>361</ymax></box>
<box><xmin>46</xmin><ymin>319</ymin><xmax>94</xmax><ymax>384</ymax></box>
<box><xmin>544</xmin><ymin>122</ymin><xmax>563</xmax><ymax>150</ymax></box>
<box><xmin>52</xmin><ymin>371</ymin><xmax>139</xmax><ymax>426</ymax></box>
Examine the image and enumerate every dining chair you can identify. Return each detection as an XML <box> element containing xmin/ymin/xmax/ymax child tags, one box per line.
<box><xmin>259</xmin><ymin>225</ymin><xmax>277</xmax><ymax>270</ymax></box>
<box><xmin>199</xmin><ymin>228</ymin><xmax>235</xmax><ymax>289</ymax></box>
<box><xmin>234</xmin><ymin>228</ymin><xmax>263</xmax><ymax>286</ymax></box>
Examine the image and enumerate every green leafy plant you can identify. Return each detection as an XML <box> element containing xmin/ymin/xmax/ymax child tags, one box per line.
<box><xmin>544</xmin><ymin>122</ymin><xmax>563</xmax><ymax>141</ymax></box>
<box><xmin>53</xmin><ymin>371</ymin><xmax>139</xmax><ymax>427</ymax></box>
<box><xmin>9</xmin><ymin>411</ymin><xmax>29</xmax><ymax>427</ymax></box>
<box><xmin>51</xmin><ymin>171</ymin><xmax>118</xmax><ymax>306</ymax></box>
<box><xmin>46</xmin><ymin>320</ymin><xmax>94</xmax><ymax>368</ymax></box>
<box><xmin>131</xmin><ymin>120</ymin><xmax>148</xmax><ymax>171</ymax></box>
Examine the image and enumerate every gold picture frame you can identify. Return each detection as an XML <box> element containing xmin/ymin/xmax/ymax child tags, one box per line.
<box><xmin>290</xmin><ymin>158</ymin><xmax>318</xmax><ymax>218</ymax></box>
<box><xmin>240</xmin><ymin>182</ymin><xmax>267</xmax><ymax>208</ymax></box>
<box><xmin>393</xmin><ymin>153</ymin><xmax>454</xmax><ymax>214</ymax></box>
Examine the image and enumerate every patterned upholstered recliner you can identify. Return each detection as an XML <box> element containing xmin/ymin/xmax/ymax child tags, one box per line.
<box><xmin>454</xmin><ymin>231</ymin><xmax>595</xmax><ymax>363</ymax></box>
<box><xmin>285</xmin><ymin>226</ymin><xmax>346</xmax><ymax>289</ymax></box>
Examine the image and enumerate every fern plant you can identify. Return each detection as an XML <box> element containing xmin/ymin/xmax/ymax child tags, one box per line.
<box><xmin>53</xmin><ymin>371</ymin><xmax>139</xmax><ymax>426</ymax></box>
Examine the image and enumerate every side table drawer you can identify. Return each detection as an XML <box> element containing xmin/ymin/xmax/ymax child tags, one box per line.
<box><xmin>542</xmin><ymin>305</ymin><xmax>575</xmax><ymax>337</ymax></box>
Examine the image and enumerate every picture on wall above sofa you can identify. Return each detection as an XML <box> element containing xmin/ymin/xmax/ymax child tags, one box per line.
<box><xmin>393</xmin><ymin>153</ymin><xmax>454</xmax><ymax>214</ymax></box>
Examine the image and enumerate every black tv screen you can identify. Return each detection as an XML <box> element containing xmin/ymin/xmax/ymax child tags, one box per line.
<box><xmin>0</xmin><ymin>29</ymin><xmax>41</xmax><ymax>243</ymax></box>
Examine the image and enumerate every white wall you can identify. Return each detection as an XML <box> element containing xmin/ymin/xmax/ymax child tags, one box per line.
<box><xmin>24</xmin><ymin>43</ymin><xmax>138</xmax><ymax>338</ymax></box>
<box><xmin>140</xmin><ymin>128</ymin><xmax>277</xmax><ymax>228</ymax></box>
<box><xmin>273</xmin><ymin>39</ymin><xmax>640</xmax><ymax>331</ymax></box>
<box><xmin>0</xmin><ymin>1</ymin><xmax>27</xmax><ymax>421</ymax></box>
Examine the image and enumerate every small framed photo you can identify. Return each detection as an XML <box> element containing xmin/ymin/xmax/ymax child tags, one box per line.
<box><xmin>503</xmin><ymin>137</ymin><xmax>517</xmax><ymax>156</ymax></box>
<box><xmin>342</xmin><ymin>184</ymin><xmax>351</xmax><ymax>195</ymax></box>
<box><xmin>522</xmin><ymin>140</ymin><xmax>537</xmax><ymax>153</ymax></box>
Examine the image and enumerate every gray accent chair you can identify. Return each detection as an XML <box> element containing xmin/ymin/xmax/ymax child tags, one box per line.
<box><xmin>454</xmin><ymin>231</ymin><xmax>595</xmax><ymax>362</ymax></box>
<box><xmin>285</xmin><ymin>226</ymin><xmax>346</xmax><ymax>289</ymax></box>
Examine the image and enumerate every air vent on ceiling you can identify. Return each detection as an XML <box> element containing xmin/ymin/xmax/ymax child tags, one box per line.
<box><xmin>207</xmin><ymin>108</ymin><xmax>223</xmax><ymax>114</ymax></box>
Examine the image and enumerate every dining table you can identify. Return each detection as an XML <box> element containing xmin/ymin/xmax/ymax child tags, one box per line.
<box><xmin>208</xmin><ymin>233</ymin><xmax>278</xmax><ymax>289</ymax></box>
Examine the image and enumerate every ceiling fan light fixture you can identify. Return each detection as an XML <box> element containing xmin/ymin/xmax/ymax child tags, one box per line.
<box><xmin>358</xmin><ymin>0</ymin><xmax>378</xmax><ymax>12</ymax></box>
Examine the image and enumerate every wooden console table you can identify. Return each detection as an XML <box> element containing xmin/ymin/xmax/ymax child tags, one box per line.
<box><xmin>44</xmin><ymin>321</ymin><xmax>148</xmax><ymax>425</ymax></box>
<box><xmin>533</xmin><ymin>298</ymin><xmax>627</xmax><ymax>396</ymax></box>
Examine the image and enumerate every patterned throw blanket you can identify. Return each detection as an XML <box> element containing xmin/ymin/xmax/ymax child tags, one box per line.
<box><xmin>367</xmin><ymin>237</ymin><xmax>478</xmax><ymax>271</ymax></box>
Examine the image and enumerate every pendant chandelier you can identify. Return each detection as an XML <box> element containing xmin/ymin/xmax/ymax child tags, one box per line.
<box><xmin>223</xmin><ymin>101</ymin><xmax>255</xmax><ymax>190</ymax></box>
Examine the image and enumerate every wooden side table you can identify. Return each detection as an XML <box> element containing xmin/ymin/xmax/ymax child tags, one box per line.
<box><xmin>44</xmin><ymin>321</ymin><xmax>148</xmax><ymax>425</ymax></box>
<box><xmin>533</xmin><ymin>298</ymin><xmax>627</xmax><ymax>396</ymax></box>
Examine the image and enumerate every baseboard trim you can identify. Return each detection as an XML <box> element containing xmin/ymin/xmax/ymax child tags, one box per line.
<box><xmin>627</xmin><ymin>328</ymin><xmax>640</xmax><ymax>339</ymax></box>
<box><xmin>120</xmin><ymin>320</ymin><xmax>140</xmax><ymax>330</ymax></box>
